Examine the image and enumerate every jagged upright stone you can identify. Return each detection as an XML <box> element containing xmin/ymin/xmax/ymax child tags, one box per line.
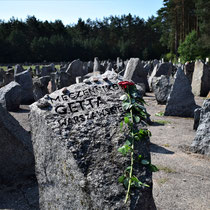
<box><xmin>87</xmin><ymin>61</ymin><xmax>94</xmax><ymax>73</ymax></box>
<box><xmin>0</xmin><ymin>104</ymin><xmax>35</xmax><ymax>184</ymax></box>
<box><xmin>93</xmin><ymin>57</ymin><xmax>101</xmax><ymax>73</ymax></box>
<box><xmin>66</xmin><ymin>59</ymin><xmax>84</xmax><ymax>77</ymax></box>
<box><xmin>0</xmin><ymin>81</ymin><xmax>22</xmax><ymax>111</ymax></box>
<box><xmin>191</xmin><ymin>60</ymin><xmax>210</xmax><ymax>97</ymax></box>
<box><xmin>164</xmin><ymin>67</ymin><xmax>198</xmax><ymax>117</ymax></box>
<box><xmin>184</xmin><ymin>62</ymin><xmax>194</xmax><ymax>84</ymax></box>
<box><xmin>0</xmin><ymin>68</ymin><xmax>5</xmax><ymax>87</ymax></box>
<box><xmin>15</xmin><ymin>70</ymin><xmax>34</xmax><ymax>104</ymax></box>
<box><xmin>32</xmin><ymin>76</ymin><xmax>50</xmax><ymax>101</ymax></box>
<box><xmin>148</xmin><ymin>62</ymin><xmax>172</xmax><ymax>89</ymax></box>
<box><xmin>123</xmin><ymin>58</ymin><xmax>149</xmax><ymax>91</ymax></box>
<box><xmin>14</xmin><ymin>64</ymin><xmax>25</xmax><ymax>75</ymax></box>
<box><xmin>4</xmin><ymin>69</ymin><xmax>14</xmax><ymax>86</ymax></box>
<box><xmin>41</xmin><ymin>64</ymin><xmax>55</xmax><ymax>77</ymax></box>
<box><xmin>29</xmin><ymin>72</ymin><xmax>155</xmax><ymax>210</ymax></box>
<box><xmin>191</xmin><ymin>99</ymin><xmax>210</xmax><ymax>156</ymax></box>
<box><xmin>153</xmin><ymin>75</ymin><xmax>174</xmax><ymax>105</ymax></box>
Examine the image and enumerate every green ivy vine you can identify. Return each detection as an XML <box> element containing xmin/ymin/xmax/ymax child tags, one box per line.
<box><xmin>118</xmin><ymin>81</ymin><xmax>158</xmax><ymax>204</ymax></box>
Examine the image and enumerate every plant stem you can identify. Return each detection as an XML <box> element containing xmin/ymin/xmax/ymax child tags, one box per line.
<box><xmin>124</xmin><ymin>92</ymin><xmax>134</xmax><ymax>204</ymax></box>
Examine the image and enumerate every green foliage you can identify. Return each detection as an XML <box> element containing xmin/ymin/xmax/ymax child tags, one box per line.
<box><xmin>155</xmin><ymin>111</ymin><xmax>164</xmax><ymax>117</ymax></box>
<box><xmin>0</xmin><ymin>14</ymin><xmax>166</xmax><ymax>63</ymax></box>
<box><xmin>178</xmin><ymin>30</ymin><xmax>200</xmax><ymax>62</ymax></box>
<box><xmin>165</xmin><ymin>52</ymin><xmax>177</xmax><ymax>62</ymax></box>
<box><xmin>118</xmin><ymin>82</ymin><xmax>157</xmax><ymax>204</ymax></box>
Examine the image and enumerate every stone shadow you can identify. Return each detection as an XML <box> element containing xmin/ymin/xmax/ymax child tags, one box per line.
<box><xmin>150</xmin><ymin>143</ymin><xmax>174</xmax><ymax>154</ymax></box>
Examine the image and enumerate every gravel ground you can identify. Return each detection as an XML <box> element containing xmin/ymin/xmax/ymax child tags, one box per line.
<box><xmin>145</xmin><ymin>93</ymin><xmax>210</xmax><ymax>210</ymax></box>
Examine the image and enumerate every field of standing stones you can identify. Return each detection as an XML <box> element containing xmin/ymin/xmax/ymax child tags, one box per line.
<box><xmin>0</xmin><ymin>57</ymin><xmax>210</xmax><ymax>209</ymax></box>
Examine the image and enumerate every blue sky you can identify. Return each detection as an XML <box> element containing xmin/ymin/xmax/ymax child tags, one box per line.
<box><xmin>0</xmin><ymin>0</ymin><xmax>163</xmax><ymax>25</ymax></box>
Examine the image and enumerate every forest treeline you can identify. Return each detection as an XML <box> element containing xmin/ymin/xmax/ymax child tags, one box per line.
<box><xmin>0</xmin><ymin>0</ymin><xmax>209</xmax><ymax>63</ymax></box>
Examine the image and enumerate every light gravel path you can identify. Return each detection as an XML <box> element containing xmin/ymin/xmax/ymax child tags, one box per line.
<box><xmin>145</xmin><ymin>93</ymin><xmax>210</xmax><ymax>210</ymax></box>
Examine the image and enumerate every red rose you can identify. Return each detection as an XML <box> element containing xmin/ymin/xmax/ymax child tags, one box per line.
<box><xmin>118</xmin><ymin>81</ymin><xmax>135</xmax><ymax>89</ymax></box>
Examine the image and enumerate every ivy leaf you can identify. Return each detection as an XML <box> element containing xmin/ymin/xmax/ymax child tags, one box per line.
<box><xmin>131</xmin><ymin>98</ymin><xmax>135</xmax><ymax>104</ymax></box>
<box><xmin>134</xmin><ymin>116</ymin><xmax>140</xmax><ymax>123</ymax></box>
<box><xmin>131</xmin><ymin>92</ymin><xmax>138</xmax><ymax>98</ymax></box>
<box><xmin>118</xmin><ymin>144</ymin><xmax>131</xmax><ymax>156</ymax></box>
<box><xmin>131</xmin><ymin>176</ymin><xmax>150</xmax><ymax>188</ymax></box>
<box><xmin>122</xmin><ymin>102</ymin><xmax>131</xmax><ymax>110</ymax></box>
<box><xmin>120</xmin><ymin>94</ymin><xmax>127</xmax><ymax>101</ymax></box>
<box><xmin>123</xmin><ymin>178</ymin><xmax>129</xmax><ymax>189</ymax></box>
<box><xmin>149</xmin><ymin>164</ymin><xmax>159</xmax><ymax>172</ymax></box>
<box><xmin>141</xmin><ymin>159</ymin><xmax>150</xmax><ymax>165</ymax></box>
<box><xmin>118</xmin><ymin>175</ymin><xmax>125</xmax><ymax>183</ymax></box>
<box><xmin>125</xmin><ymin>140</ymin><xmax>131</xmax><ymax>146</ymax></box>
<box><xmin>124</xmin><ymin>117</ymin><xmax>130</xmax><ymax>124</ymax></box>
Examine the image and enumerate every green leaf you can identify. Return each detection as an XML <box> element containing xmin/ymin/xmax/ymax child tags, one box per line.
<box><xmin>131</xmin><ymin>176</ymin><xmax>150</xmax><ymax>188</ymax></box>
<box><xmin>131</xmin><ymin>92</ymin><xmax>138</xmax><ymax>98</ymax></box>
<box><xmin>125</xmin><ymin>140</ymin><xmax>131</xmax><ymax>146</ymax></box>
<box><xmin>141</xmin><ymin>159</ymin><xmax>150</xmax><ymax>165</ymax></box>
<box><xmin>138</xmin><ymin>154</ymin><xmax>142</xmax><ymax>159</ymax></box>
<box><xmin>122</xmin><ymin>102</ymin><xmax>131</xmax><ymax>110</ymax></box>
<box><xmin>120</xmin><ymin>94</ymin><xmax>127</xmax><ymax>101</ymax></box>
<box><xmin>120</xmin><ymin>121</ymin><xmax>123</xmax><ymax>131</ymax></box>
<box><xmin>118</xmin><ymin>175</ymin><xmax>125</xmax><ymax>183</ymax></box>
<box><xmin>123</xmin><ymin>178</ymin><xmax>129</xmax><ymax>188</ymax></box>
<box><xmin>131</xmin><ymin>98</ymin><xmax>135</xmax><ymax>103</ymax></box>
<box><xmin>118</xmin><ymin>144</ymin><xmax>131</xmax><ymax>156</ymax></box>
<box><xmin>134</xmin><ymin>116</ymin><xmax>140</xmax><ymax>123</ymax></box>
<box><xmin>124</xmin><ymin>117</ymin><xmax>130</xmax><ymax>124</ymax></box>
<box><xmin>149</xmin><ymin>164</ymin><xmax>159</xmax><ymax>172</ymax></box>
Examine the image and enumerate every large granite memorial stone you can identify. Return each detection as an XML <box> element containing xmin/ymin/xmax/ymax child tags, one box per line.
<box><xmin>123</xmin><ymin>58</ymin><xmax>149</xmax><ymax>91</ymax></box>
<box><xmin>191</xmin><ymin>99</ymin><xmax>210</xmax><ymax>156</ymax></box>
<box><xmin>191</xmin><ymin>60</ymin><xmax>210</xmax><ymax>97</ymax></box>
<box><xmin>30</xmin><ymin>72</ymin><xmax>155</xmax><ymax>209</ymax></box>
<box><xmin>164</xmin><ymin>67</ymin><xmax>198</xmax><ymax>117</ymax></box>
<box><xmin>0</xmin><ymin>104</ymin><xmax>35</xmax><ymax>184</ymax></box>
<box><xmin>15</xmin><ymin>70</ymin><xmax>34</xmax><ymax>104</ymax></box>
<box><xmin>0</xmin><ymin>81</ymin><xmax>22</xmax><ymax>111</ymax></box>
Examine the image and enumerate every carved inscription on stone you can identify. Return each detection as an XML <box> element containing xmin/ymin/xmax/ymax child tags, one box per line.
<box><xmin>48</xmin><ymin>83</ymin><xmax>123</xmax><ymax>126</ymax></box>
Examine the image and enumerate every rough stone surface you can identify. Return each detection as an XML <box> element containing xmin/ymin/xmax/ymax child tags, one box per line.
<box><xmin>15</xmin><ymin>70</ymin><xmax>34</xmax><ymax>104</ymax></box>
<box><xmin>191</xmin><ymin>99</ymin><xmax>210</xmax><ymax>156</ymax></box>
<box><xmin>58</xmin><ymin>72</ymin><xmax>71</xmax><ymax>89</ymax></box>
<box><xmin>14</xmin><ymin>64</ymin><xmax>25</xmax><ymax>75</ymax></box>
<box><xmin>123</xmin><ymin>58</ymin><xmax>149</xmax><ymax>91</ymax></box>
<box><xmin>191</xmin><ymin>60</ymin><xmax>210</xmax><ymax>97</ymax></box>
<box><xmin>0</xmin><ymin>81</ymin><xmax>22</xmax><ymax>111</ymax></box>
<box><xmin>41</xmin><ymin>64</ymin><xmax>55</xmax><ymax>77</ymax></box>
<box><xmin>184</xmin><ymin>62</ymin><xmax>194</xmax><ymax>84</ymax></box>
<box><xmin>0</xmin><ymin>104</ymin><xmax>35</xmax><ymax>184</ymax></box>
<box><xmin>153</xmin><ymin>75</ymin><xmax>173</xmax><ymax>105</ymax></box>
<box><xmin>66</xmin><ymin>59</ymin><xmax>86</xmax><ymax>85</ymax></box>
<box><xmin>93</xmin><ymin>57</ymin><xmax>101</xmax><ymax>73</ymax></box>
<box><xmin>193</xmin><ymin>108</ymin><xmax>201</xmax><ymax>130</ymax></box>
<box><xmin>32</xmin><ymin>76</ymin><xmax>50</xmax><ymax>101</ymax></box>
<box><xmin>29</xmin><ymin>72</ymin><xmax>155</xmax><ymax>210</ymax></box>
<box><xmin>148</xmin><ymin>62</ymin><xmax>172</xmax><ymax>89</ymax></box>
<box><xmin>164</xmin><ymin>68</ymin><xmax>198</xmax><ymax>117</ymax></box>
<box><xmin>4</xmin><ymin>69</ymin><xmax>14</xmax><ymax>86</ymax></box>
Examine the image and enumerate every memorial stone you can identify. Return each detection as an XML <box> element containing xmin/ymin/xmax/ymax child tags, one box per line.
<box><xmin>0</xmin><ymin>104</ymin><xmax>35</xmax><ymax>184</ymax></box>
<box><xmin>191</xmin><ymin>99</ymin><xmax>210</xmax><ymax>156</ymax></box>
<box><xmin>191</xmin><ymin>60</ymin><xmax>210</xmax><ymax>97</ymax></box>
<box><xmin>0</xmin><ymin>81</ymin><xmax>22</xmax><ymax>111</ymax></box>
<box><xmin>164</xmin><ymin>67</ymin><xmax>198</xmax><ymax>117</ymax></box>
<box><xmin>29</xmin><ymin>72</ymin><xmax>155</xmax><ymax>209</ymax></box>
